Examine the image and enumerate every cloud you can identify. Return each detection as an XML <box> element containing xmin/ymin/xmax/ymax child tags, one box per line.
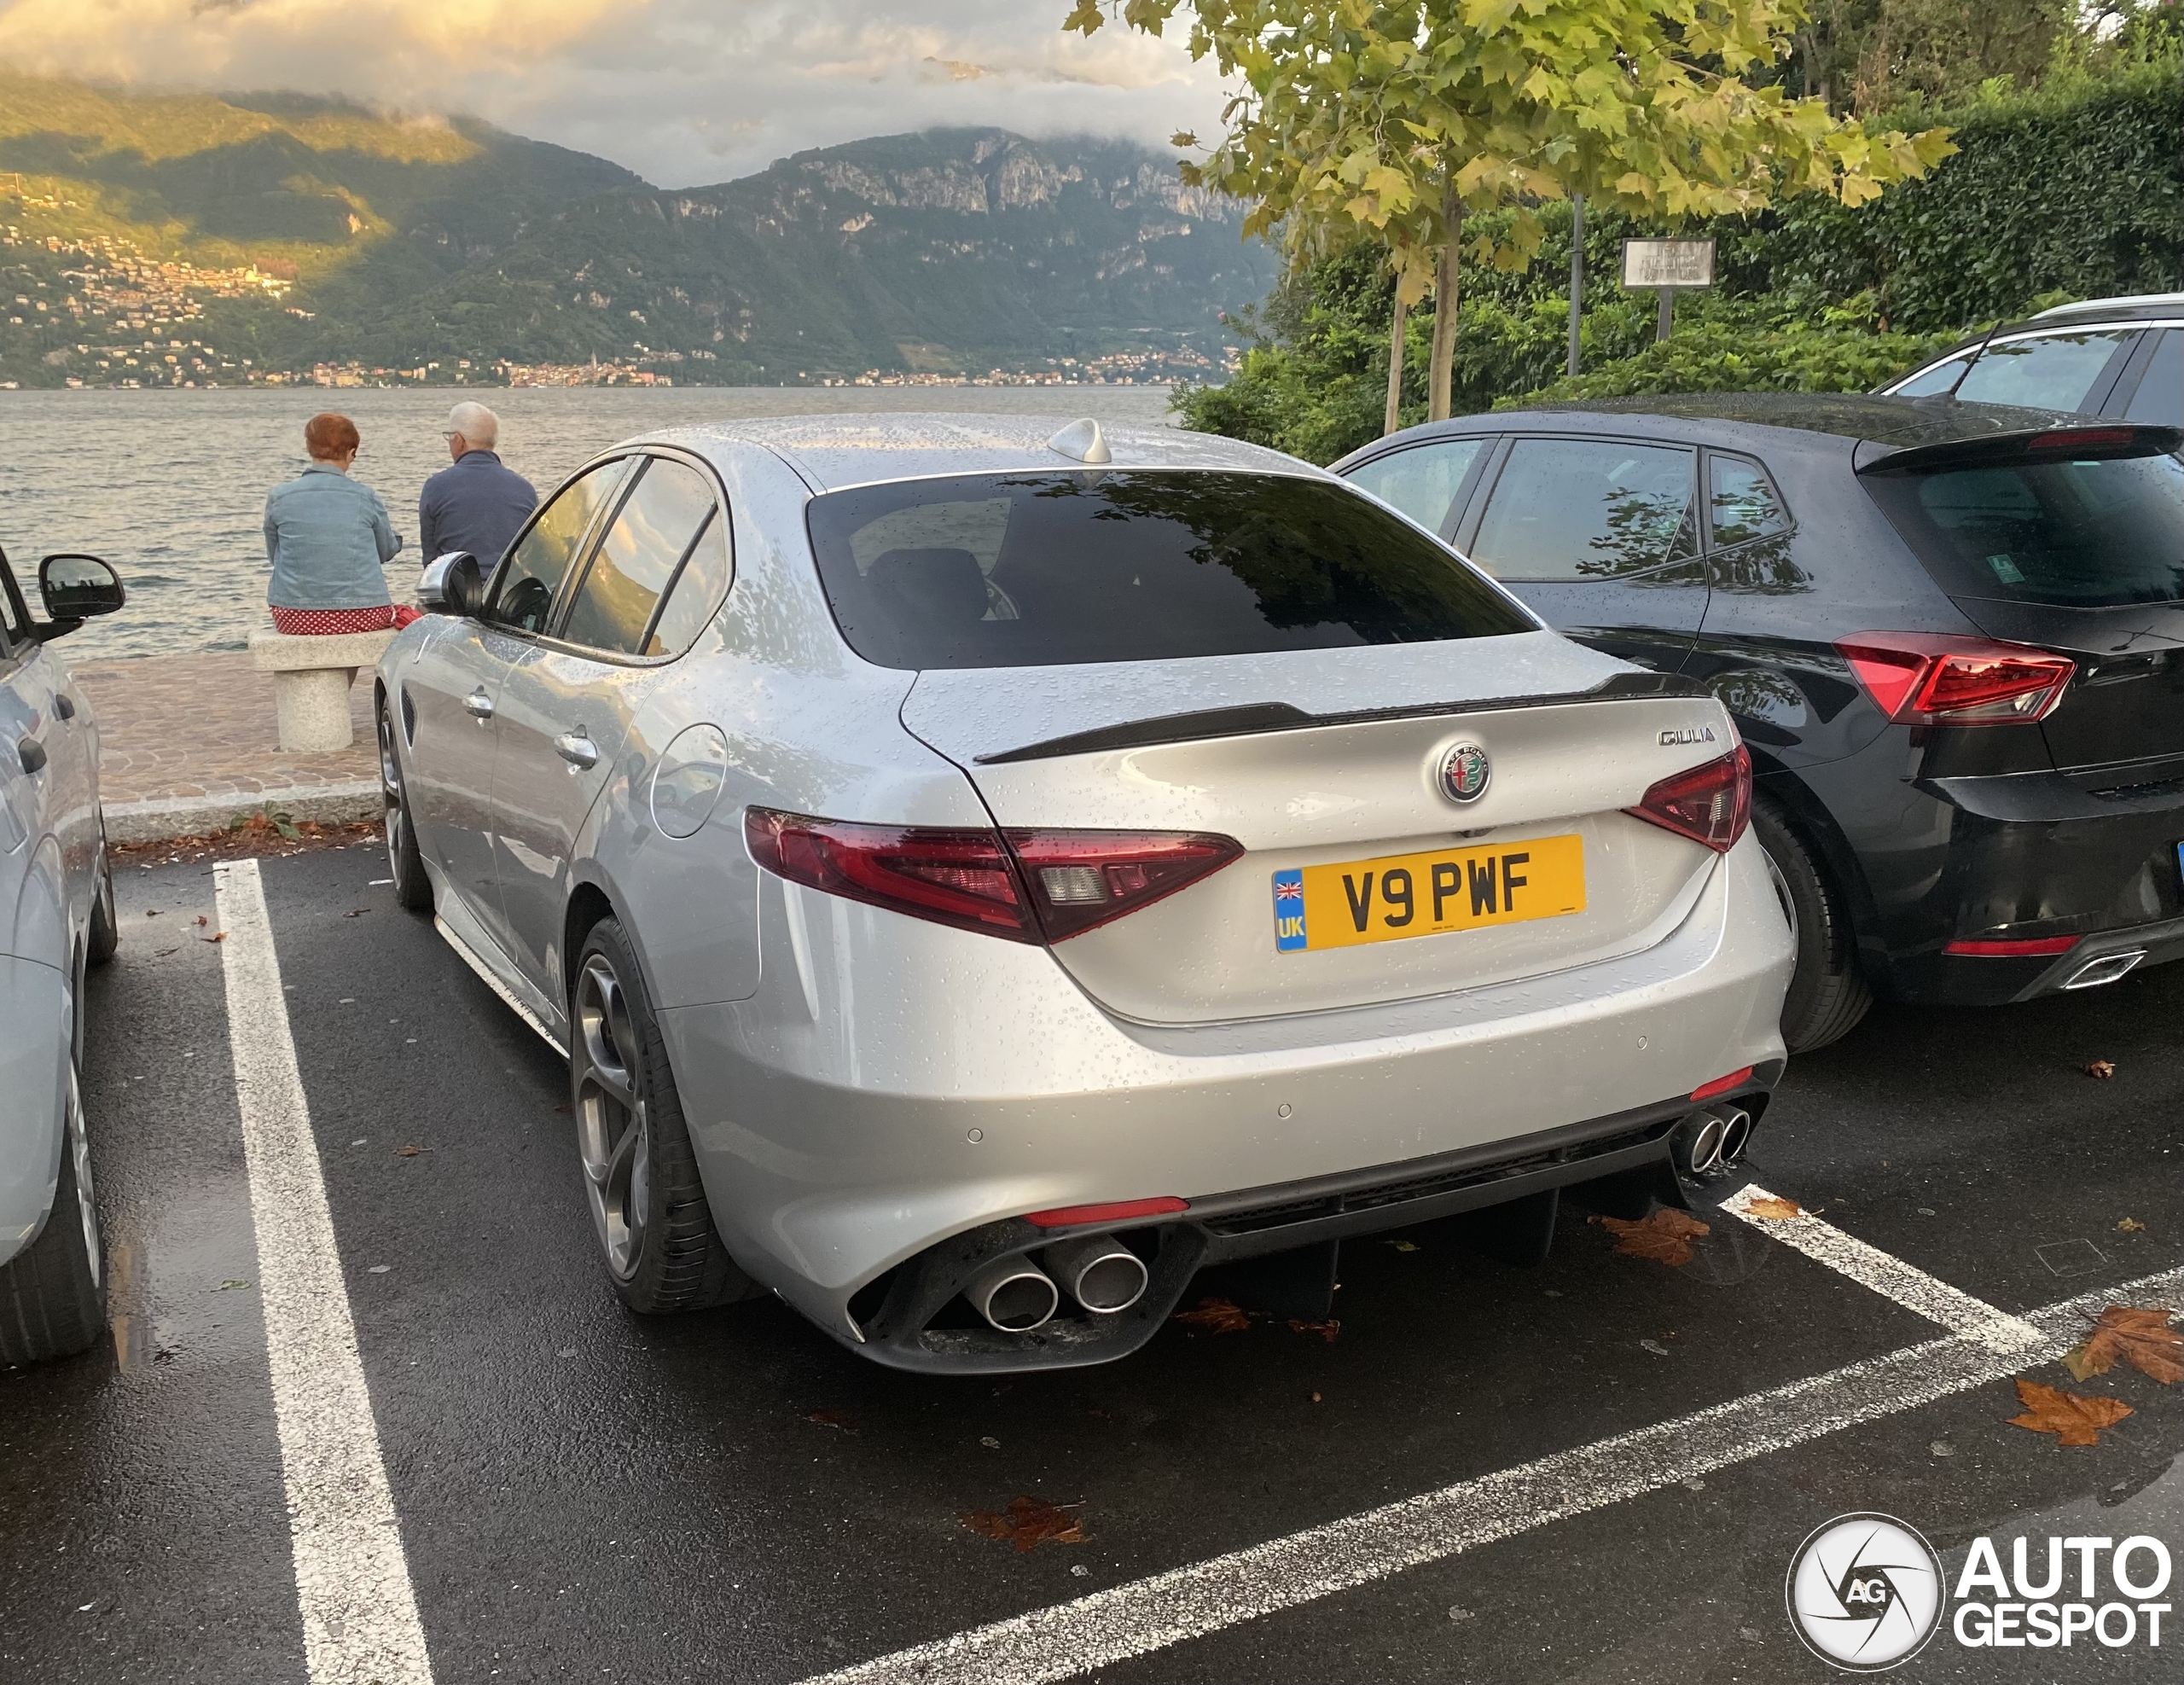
<box><xmin>0</xmin><ymin>0</ymin><xmax>1226</xmax><ymax>186</ymax></box>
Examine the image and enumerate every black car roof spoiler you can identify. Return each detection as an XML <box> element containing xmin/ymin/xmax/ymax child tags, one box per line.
<box><xmin>973</xmin><ymin>670</ymin><xmax>1710</xmax><ymax>764</ymax></box>
<box><xmin>1857</xmin><ymin>422</ymin><xmax>2184</xmax><ymax>477</ymax></box>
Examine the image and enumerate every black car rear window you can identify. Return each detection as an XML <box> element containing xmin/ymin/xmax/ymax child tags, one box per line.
<box><xmin>1863</xmin><ymin>450</ymin><xmax>2184</xmax><ymax>607</ymax></box>
<box><xmin>804</xmin><ymin>470</ymin><xmax>1532</xmax><ymax>670</ymax></box>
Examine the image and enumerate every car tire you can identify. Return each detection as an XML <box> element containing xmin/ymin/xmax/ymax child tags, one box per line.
<box><xmin>571</xmin><ymin>916</ymin><xmax>758</xmax><ymax>1314</ymax></box>
<box><xmin>1752</xmin><ymin>797</ymin><xmax>1871</xmax><ymax>1054</ymax></box>
<box><xmin>85</xmin><ymin>833</ymin><xmax>118</xmax><ymax>967</ymax></box>
<box><xmin>0</xmin><ymin>1055</ymin><xmax>106</xmax><ymax>1366</ymax></box>
<box><xmin>377</xmin><ymin>694</ymin><xmax>433</xmax><ymax>914</ymax></box>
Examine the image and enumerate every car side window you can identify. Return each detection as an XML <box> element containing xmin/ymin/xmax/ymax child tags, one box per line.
<box><xmin>1707</xmin><ymin>454</ymin><xmax>1792</xmax><ymax>549</ymax></box>
<box><xmin>1345</xmin><ymin>439</ymin><xmax>1485</xmax><ymax>537</ymax></box>
<box><xmin>1468</xmin><ymin>438</ymin><xmax>1696</xmax><ymax>580</ymax></box>
<box><xmin>560</xmin><ymin>457</ymin><xmax>719</xmax><ymax>657</ymax></box>
<box><xmin>2123</xmin><ymin>329</ymin><xmax>2181</xmax><ymax>427</ymax></box>
<box><xmin>1952</xmin><ymin>330</ymin><xmax>2135</xmax><ymax>412</ymax></box>
<box><xmin>488</xmin><ymin>458</ymin><xmax>628</xmax><ymax>634</ymax></box>
<box><xmin>644</xmin><ymin>506</ymin><xmax>732</xmax><ymax>657</ymax></box>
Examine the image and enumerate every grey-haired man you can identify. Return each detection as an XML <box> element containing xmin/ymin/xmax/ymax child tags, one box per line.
<box><xmin>418</xmin><ymin>401</ymin><xmax>538</xmax><ymax>569</ymax></box>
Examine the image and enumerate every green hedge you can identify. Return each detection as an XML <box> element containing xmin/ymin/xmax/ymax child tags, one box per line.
<box><xmin>1175</xmin><ymin>54</ymin><xmax>2181</xmax><ymax>462</ymax></box>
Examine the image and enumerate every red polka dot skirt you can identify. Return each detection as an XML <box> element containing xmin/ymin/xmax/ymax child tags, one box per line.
<box><xmin>270</xmin><ymin>605</ymin><xmax>421</xmax><ymax>635</ymax></box>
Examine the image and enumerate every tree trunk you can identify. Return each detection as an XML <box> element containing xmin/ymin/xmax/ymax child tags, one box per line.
<box><xmin>1383</xmin><ymin>287</ymin><xmax>1409</xmax><ymax>436</ymax></box>
<box><xmin>1428</xmin><ymin>189</ymin><xmax>1462</xmax><ymax>422</ymax></box>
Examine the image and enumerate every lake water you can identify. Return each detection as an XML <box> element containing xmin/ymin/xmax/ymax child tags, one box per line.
<box><xmin>0</xmin><ymin>386</ymin><xmax>1181</xmax><ymax>662</ymax></box>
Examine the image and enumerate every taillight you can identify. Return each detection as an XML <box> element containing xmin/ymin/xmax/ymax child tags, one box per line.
<box><xmin>744</xmin><ymin>809</ymin><xmax>1241</xmax><ymax>944</ymax></box>
<box><xmin>1627</xmin><ymin>745</ymin><xmax>1751</xmax><ymax>853</ymax></box>
<box><xmin>1007</xmin><ymin>828</ymin><xmax>1242</xmax><ymax>940</ymax></box>
<box><xmin>1836</xmin><ymin>632</ymin><xmax>2075</xmax><ymax>725</ymax></box>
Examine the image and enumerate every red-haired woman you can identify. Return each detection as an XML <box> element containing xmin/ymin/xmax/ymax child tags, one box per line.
<box><xmin>262</xmin><ymin>412</ymin><xmax>417</xmax><ymax>633</ymax></box>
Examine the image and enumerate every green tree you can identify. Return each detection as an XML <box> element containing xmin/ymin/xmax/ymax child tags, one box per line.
<box><xmin>1066</xmin><ymin>0</ymin><xmax>1953</xmax><ymax>428</ymax></box>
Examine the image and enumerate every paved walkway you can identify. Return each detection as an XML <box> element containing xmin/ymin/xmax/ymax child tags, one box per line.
<box><xmin>69</xmin><ymin>651</ymin><xmax>380</xmax><ymax>840</ymax></box>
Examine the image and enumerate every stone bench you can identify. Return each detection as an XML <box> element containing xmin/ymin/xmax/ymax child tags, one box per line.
<box><xmin>247</xmin><ymin>627</ymin><xmax>397</xmax><ymax>752</ymax></box>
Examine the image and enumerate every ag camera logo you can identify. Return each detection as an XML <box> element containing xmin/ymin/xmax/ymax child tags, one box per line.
<box><xmin>1786</xmin><ymin>1513</ymin><xmax>1946</xmax><ymax>1670</ymax></box>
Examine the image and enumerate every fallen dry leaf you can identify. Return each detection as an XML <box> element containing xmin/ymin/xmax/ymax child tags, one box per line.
<box><xmin>2009</xmin><ymin>1378</ymin><xmax>2134</xmax><ymax>1447</ymax></box>
<box><xmin>1743</xmin><ymin>1195</ymin><xmax>1804</xmax><ymax>1221</ymax></box>
<box><xmin>154</xmin><ymin>947</ymin><xmax>177</xmax><ymax>956</ymax></box>
<box><xmin>961</xmin><ymin>1496</ymin><xmax>1085</xmax><ymax>1553</ymax></box>
<box><xmin>1171</xmin><ymin>1297</ymin><xmax>1252</xmax><ymax>1333</ymax></box>
<box><xmin>394</xmin><ymin>1145</ymin><xmax>430</xmax><ymax>1158</ymax></box>
<box><xmin>343</xmin><ymin>908</ymin><xmax>370</xmax><ymax>919</ymax></box>
<box><xmin>1287</xmin><ymin>1318</ymin><xmax>1340</xmax><ymax>1343</ymax></box>
<box><xmin>1589</xmin><ymin>1208</ymin><xmax>1711</xmax><ymax>1266</ymax></box>
<box><xmin>2085</xmin><ymin>1060</ymin><xmax>2117</xmax><ymax>1080</ymax></box>
<box><xmin>2062</xmin><ymin>1306</ymin><xmax>2183</xmax><ymax>1386</ymax></box>
<box><xmin>804</xmin><ymin>1407</ymin><xmax>857</xmax><ymax>1434</ymax></box>
<box><xmin>2117</xmin><ymin>1217</ymin><xmax>2146</xmax><ymax>1233</ymax></box>
<box><xmin>194</xmin><ymin>915</ymin><xmax>207</xmax><ymax>927</ymax></box>
<box><xmin>200</xmin><ymin>931</ymin><xmax>226</xmax><ymax>944</ymax></box>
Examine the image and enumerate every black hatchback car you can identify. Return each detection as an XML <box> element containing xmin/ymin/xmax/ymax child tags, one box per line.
<box><xmin>1334</xmin><ymin>393</ymin><xmax>2184</xmax><ymax>1050</ymax></box>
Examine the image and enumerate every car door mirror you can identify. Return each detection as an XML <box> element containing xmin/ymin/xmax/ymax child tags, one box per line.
<box><xmin>418</xmin><ymin>551</ymin><xmax>479</xmax><ymax>614</ymax></box>
<box><xmin>433</xmin><ymin>553</ymin><xmax>488</xmax><ymax>618</ymax></box>
<box><xmin>39</xmin><ymin>553</ymin><xmax>124</xmax><ymax>621</ymax></box>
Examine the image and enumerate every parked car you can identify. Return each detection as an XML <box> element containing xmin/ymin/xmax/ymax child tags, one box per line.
<box><xmin>1</xmin><ymin>548</ymin><xmax>125</xmax><ymax>1366</ymax></box>
<box><xmin>1882</xmin><ymin>293</ymin><xmax>2181</xmax><ymax>426</ymax></box>
<box><xmin>376</xmin><ymin>414</ymin><xmax>1791</xmax><ymax>1372</ymax></box>
<box><xmin>1335</xmin><ymin>394</ymin><xmax>2184</xmax><ymax>1052</ymax></box>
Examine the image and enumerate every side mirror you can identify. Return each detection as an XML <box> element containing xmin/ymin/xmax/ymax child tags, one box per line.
<box><xmin>39</xmin><ymin>554</ymin><xmax>125</xmax><ymax>623</ymax></box>
<box><xmin>421</xmin><ymin>552</ymin><xmax>485</xmax><ymax>617</ymax></box>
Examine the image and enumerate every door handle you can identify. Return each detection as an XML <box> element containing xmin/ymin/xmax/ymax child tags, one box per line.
<box><xmin>53</xmin><ymin>694</ymin><xmax>75</xmax><ymax>722</ymax></box>
<box><xmin>554</xmin><ymin>729</ymin><xmax>599</xmax><ymax>770</ymax></box>
<box><xmin>18</xmin><ymin>735</ymin><xmax>46</xmax><ymax>775</ymax></box>
<box><xmin>463</xmin><ymin>688</ymin><xmax>495</xmax><ymax>722</ymax></box>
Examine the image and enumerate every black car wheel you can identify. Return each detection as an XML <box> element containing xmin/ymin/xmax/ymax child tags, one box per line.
<box><xmin>85</xmin><ymin>828</ymin><xmax>118</xmax><ymax>967</ymax></box>
<box><xmin>570</xmin><ymin>915</ymin><xmax>757</xmax><ymax>1315</ymax></box>
<box><xmin>377</xmin><ymin>694</ymin><xmax>433</xmax><ymax>913</ymax></box>
<box><xmin>1753</xmin><ymin>798</ymin><xmax>1872</xmax><ymax>1054</ymax></box>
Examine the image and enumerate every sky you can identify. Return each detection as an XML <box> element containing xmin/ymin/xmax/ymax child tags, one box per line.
<box><xmin>0</xmin><ymin>0</ymin><xmax>1228</xmax><ymax>187</ymax></box>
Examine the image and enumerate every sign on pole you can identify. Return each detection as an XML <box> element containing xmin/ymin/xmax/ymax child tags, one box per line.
<box><xmin>1620</xmin><ymin>239</ymin><xmax>1716</xmax><ymax>288</ymax></box>
<box><xmin>1621</xmin><ymin>238</ymin><xmax>1716</xmax><ymax>343</ymax></box>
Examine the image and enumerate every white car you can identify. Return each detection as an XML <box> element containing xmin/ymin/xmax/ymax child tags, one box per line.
<box><xmin>1</xmin><ymin>549</ymin><xmax>125</xmax><ymax>1367</ymax></box>
<box><xmin>377</xmin><ymin>415</ymin><xmax>1793</xmax><ymax>1371</ymax></box>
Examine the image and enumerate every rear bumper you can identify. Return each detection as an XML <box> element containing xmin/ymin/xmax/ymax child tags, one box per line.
<box><xmin>659</xmin><ymin>835</ymin><xmax>1791</xmax><ymax>1367</ymax></box>
<box><xmin>1807</xmin><ymin>753</ymin><xmax>2184</xmax><ymax>1005</ymax></box>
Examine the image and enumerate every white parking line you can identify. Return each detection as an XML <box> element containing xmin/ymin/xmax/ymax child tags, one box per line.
<box><xmin>1722</xmin><ymin>1183</ymin><xmax>2043</xmax><ymax>1352</ymax></box>
<box><xmin>215</xmin><ymin>860</ymin><xmax>435</xmax><ymax>1685</ymax></box>
<box><xmin>799</xmin><ymin>1263</ymin><xmax>2182</xmax><ymax>1685</ymax></box>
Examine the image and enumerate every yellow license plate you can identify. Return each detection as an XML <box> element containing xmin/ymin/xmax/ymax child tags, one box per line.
<box><xmin>1272</xmin><ymin>835</ymin><xmax>1584</xmax><ymax>952</ymax></box>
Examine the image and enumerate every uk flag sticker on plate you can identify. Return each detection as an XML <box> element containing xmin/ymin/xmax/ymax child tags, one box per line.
<box><xmin>1273</xmin><ymin>869</ymin><xmax>1308</xmax><ymax>951</ymax></box>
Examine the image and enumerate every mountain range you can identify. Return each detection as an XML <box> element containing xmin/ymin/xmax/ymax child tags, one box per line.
<box><xmin>0</xmin><ymin>73</ymin><xmax>1275</xmax><ymax>387</ymax></box>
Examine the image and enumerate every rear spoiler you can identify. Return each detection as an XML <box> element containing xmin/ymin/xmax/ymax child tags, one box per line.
<box><xmin>1858</xmin><ymin>422</ymin><xmax>2184</xmax><ymax>477</ymax></box>
<box><xmin>974</xmin><ymin>671</ymin><xmax>1710</xmax><ymax>765</ymax></box>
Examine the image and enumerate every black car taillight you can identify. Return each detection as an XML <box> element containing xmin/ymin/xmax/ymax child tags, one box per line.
<box><xmin>1836</xmin><ymin>632</ymin><xmax>2075</xmax><ymax>725</ymax></box>
<box><xmin>1626</xmin><ymin>746</ymin><xmax>1751</xmax><ymax>853</ymax></box>
<box><xmin>744</xmin><ymin>809</ymin><xmax>1241</xmax><ymax>944</ymax></box>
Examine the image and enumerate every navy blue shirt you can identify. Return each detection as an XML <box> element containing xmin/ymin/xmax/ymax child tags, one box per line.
<box><xmin>418</xmin><ymin>450</ymin><xmax>539</xmax><ymax>569</ymax></box>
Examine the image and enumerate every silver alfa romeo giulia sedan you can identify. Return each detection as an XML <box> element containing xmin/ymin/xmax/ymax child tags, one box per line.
<box><xmin>376</xmin><ymin>414</ymin><xmax>1792</xmax><ymax>1371</ymax></box>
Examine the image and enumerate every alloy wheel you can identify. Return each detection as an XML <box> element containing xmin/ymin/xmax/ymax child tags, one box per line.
<box><xmin>574</xmin><ymin>952</ymin><xmax>650</xmax><ymax>1281</ymax></box>
<box><xmin>377</xmin><ymin>703</ymin><xmax>409</xmax><ymax>874</ymax></box>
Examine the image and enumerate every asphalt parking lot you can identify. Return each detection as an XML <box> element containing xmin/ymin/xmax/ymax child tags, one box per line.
<box><xmin>3</xmin><ymin>844</ymin><xmax>2181</xmax><ymax>1685</ymax></box>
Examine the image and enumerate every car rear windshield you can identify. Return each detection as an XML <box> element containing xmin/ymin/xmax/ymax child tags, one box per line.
<box><xmin>804</xmin><ymin>470</ymin><xmax>1533</xmax><ymax>670</ymax></box>
<box><xmin>1863</xmin><ymin>450</ymin><xmax>2184</xmax><ymax>607</ymax></box>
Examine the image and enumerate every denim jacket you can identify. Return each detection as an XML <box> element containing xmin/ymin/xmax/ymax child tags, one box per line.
<box><xmin>263</xmin><ymin>462</ymin><xmax>404</xmax><ymax>609</ymax></box>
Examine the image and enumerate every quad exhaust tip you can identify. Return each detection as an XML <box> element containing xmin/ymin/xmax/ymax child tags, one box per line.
<box><xmin>1679</xmin><ymin>1105</ymin><xmax>1753</xmax><ymax>1177</ymax></box>
<box><xmin>1042</xmin><ymin>1236</ymin><xmax>1149</xmax><ymax>1315</ymax></box>
<box><xmin>964</xmin><ymin>1256</ymin><xmax>1060</xmax><ymax>1333</ymax></box>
